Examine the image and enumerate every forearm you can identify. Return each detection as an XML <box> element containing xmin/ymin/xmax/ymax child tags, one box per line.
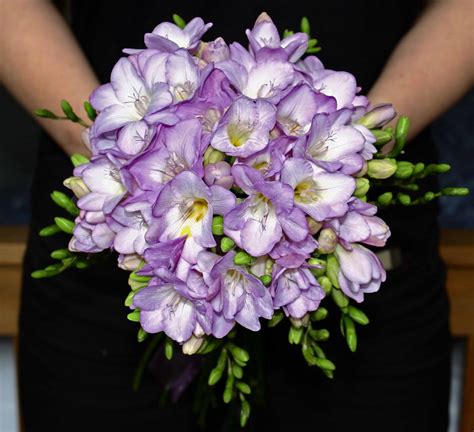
<box><xmin>368</xmin><ymin>0</ymin><xmax>474</xmax><ymax>140</ymax></box>
<box><xmin>0</xmin><ymin>0</ymin><xmax>99</xmax><ymax>155</ymax></box>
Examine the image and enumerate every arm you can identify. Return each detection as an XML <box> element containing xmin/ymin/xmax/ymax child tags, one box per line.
<box><xmin>0</xmin><ymin>0</ymin><xmax>99</xmax><ymax>156</ymax></box>
<box><xmin>368</xmin><ymin>0</ymin><xmax>474</xmax><ymax>141</ymax></box>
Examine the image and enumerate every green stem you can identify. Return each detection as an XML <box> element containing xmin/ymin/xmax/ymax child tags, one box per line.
<box><xmin>133</xmin><ymin>333</ymin><xmax>163</xmax><ymax>390</ymax></box>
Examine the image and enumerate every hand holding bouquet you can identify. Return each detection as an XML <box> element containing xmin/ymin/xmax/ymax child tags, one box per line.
<box><xmin>33</xmin><ymin>12</ymin><xmax>468</xmax><ymax>427</ymax></box>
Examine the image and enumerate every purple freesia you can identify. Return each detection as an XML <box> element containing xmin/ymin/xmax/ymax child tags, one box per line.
<box><xmin>280</xmin><ymin>158</ymin><xmax>355</xmax><ymax>221</ymax></box>
<box><xmin>224</xmin><ymin>165</ymin><xmax>306</xmax><ymax>256</ymax></box>
<box><xmin>335</xmin><ymin>244</ymin><xmax>386</xmax><ymax>303</ymax></box>
<box><xmin>272</xmin><ymin>265</ymin><xmax>325</xmax><ymax>318</ymax></box>
<box><xmin>151</xmin><ymin>171</ymin><xmax>235</xmax><ymax>262</ymax></box>
<box><xmin>210</xmin><ymin>97</ymin><xmax>276</xmax><ymax>157</ymax></box>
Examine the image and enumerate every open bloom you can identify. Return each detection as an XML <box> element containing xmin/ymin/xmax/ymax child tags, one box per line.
<box><xmin>224</xmin><ymin>165</ymin><xmax>306</xmax><ymax>256</ymax></box>
<box><xmin>216</xmin><ymin>42</ymin><xmax>294</xmax><ymax>101</ymax></box>
<box><xmin>133</xmin><ymin>269</ymin><xmax>212</xmax><ymax>343</ymax></box>
<box><xmin>210</xmin><ymin>97</ymin><xmax>276</xmax><ymax>157</ymax></box>
<box><xmin>202</xmin><ymin>251</ymin><xmax>273</xmax><ymax>336</ymax></box>
<box><xmin>151</xmin><ymin>171</ymin><xmax>235</xmax><ymax>262</ymax></box>
<box><xmin>280</xmin><ymin>158</ymin><xmax>355</xmax><ymax>221</ymax></box>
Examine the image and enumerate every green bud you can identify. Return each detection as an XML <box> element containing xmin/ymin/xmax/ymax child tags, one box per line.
<box><xmin>204</xmin><ymin>146</ymin><xmax>225</xmax><ymax>165</ymax></box>
<box><xmin>325</xmin><ymin>255</ymin><xmax>340</xmax><ymax>289</ymax></box>
<box><xmin>311</xmin><ymin>307</ymin><xmax>328</xmax><ymax>321</ymax></box>
<box><xmin>165</xmin><ymin>338</ymin><xmax>174</xmax><ymax>360</ymax></box>
<box><xmin>288</xmin><ymin>326</ymin><xmax>304</xmax><ymax>345</ymax></box>
<box><xmin>128</xmin><ymin>279</ymin><xmax>148</xmax><ymax>291</ymax></box>
<box><xmin>31</xmin><ymin>269</ymin><xmax>50</xmax><ymax>279</ymax></box>
<box><xmin>208</xmin><ymin>367</ymin><xmax>224</xmax><ymax>386</ymax></box>
<box><xmin>423</xmin><ymin>191</ymin><xmax>436</xmax><ymax>202</ymax></box>
<box><xmin>442</xmin><ymin>187</ymin><xmax>469</xmax><ymax>197</ymax></box>
<box><xmin>260</xmin><ymin>274</ymin><xmax>272</xmax><ymax>286</ymax></box>
<box><xmin>397</xmin><ymin>192</ymin><xmax>411</xmax><ymax>206</ymax></box>
<box><xmin>309</xmin><ymin>329</ymin><xmax>330</xmax><ymax>341</ymax></box>
<box><xmin>223</xmin><ymin>372</ymin><xmax>235</xmax><ymax>403</ymax></box>
<box><xmin>129</xmin><ymin>272</ymin><xmax>151</xmax><ymax>283</ymax></box>
<box><xmin>268</xmin><ymin>310</ymin><xmax>284</xmax><ymax>328</ymax></box>
<box><xmin>367</xmin><ymin>158</ymin><xmax>397</xmax><ymax>179</ymax></box>
<box><xmin>394</xmin><ymin>161</ymin><xmax>414</xmax><ymax>179</ymax></box>
<box><xmin>306</xmin><ymin>47</ymin><xmax>321</xmax><ymax>54</ymax></box>
<box><xmin>137</xmin><ymin>328</ymin><xmax>148</xmax><ymax>342</ymax></box>
<box><xmin>217</xmin><ymin>347</ymin><xmax>228</xmax><ymax>369</ymax></box>
<box><xmin>34</xmin><ymin>108</ymin><xmax>60</xmax><ymax>119</ymax></box>
<box><xmin>311</xmin><ymin>342</ymin><xmax>326</xmax><ymax>359</ymax></box>
<box><xmin>235</xmin><ymin>381</ymin><xmax>251</xmax><ymax>395</ymax></box>
<box><xmin>240</xmin><ymin>397</ymin><xmax>251</xmax><ymax>428</ymax></box>
<box><xmin>228</xmin><ymin>343</ymin><xmax>250</xmax><ymax>363</ymax></box>
<box><xmin>70</xmin><ymin>153</ymin><xmax>90</xmax><ymax>167</ymax></box>
<box><xmin>127</xmin><ymin>310</ymin><xmax>140</xmax><ymax>322</ymax></box>
<box><xmin>234</xmin><ymin>251</ymin><xmax>252</xmax><ymax>266</ymax></box>
<box><xmin>354</xmin><ymin>178</ymin><xmax>370</xmax><ymax>198</ymax></box>
<box><xmin>371</xmin><ymin>129</ymin><xmax>392</xmax><ymax>146</ymax></box>
<box><xmin>314</xmin><ymin>357</ymin><xmax>336</xmax><ymax>371</ymax></box>
<box><xmin>412</xmin><ymin>162</ymin><xmax>425</xmax><ymax>176</ymax></box>
<box><xmin>232</xmin><ymin>364</ymin><xmax>243</xmax><ymax>379</ymax></box>
<box><xmin>331</xmin><ymin>288</ymin><xmax>349</xmax><ymax>309</ymax></box>
<box><xmin>61</xmin><ymin>99</ymin><xmax>80</xmax><ymax>122</ymax></box>
<box><xmin>212</xmin><ymin>215</ymin><xmax>224</xmax><ymax>235</ymax></box>
<box><xmin>308</xmin><ymin>258</ymin><xmax>326</xmax><ymax>277</ymax></box>
<box><xmin>377</xmin><ymin>192</ymin><xmax>393</xmax><ymax>207</ymax></box>
<box><xmin>63</xmin><ymin>176</ymin><xmax>90</xmax><ymax>198</ymax></box>
<box><xmin>75</xmin><ymin>259</ymin><xmax>89</xmax><ymax>269</ymax></box>
<box><xmin>387</xmin><ymin>115</ymin><xmax>410</xmax><ymax>158</ymax></box>
<box><xmin>51</xmin><ymin>191</ymin><xmax>79</xmax><ymax>216</ymax></box>
<box><xmin>83</xmin><ymin>101</ymin><xmax>97</xmax><ymax>121</ymax></box>
<box><xmin>343</xmin><ymin>316</ymin><xmax>357</xmax><ymax>352</ymax></box>
<box><xmin>51</xmin><ymin>248</ymin><xmax>72</xmax><ymax>260</ymax></box>
<box><xmin>124</xmin><ymin>290</ymin><xmax>135</xmax><ymax>307</ymax></box>
<box><xmin>308</xmin><ymin>38</ymin><xmax>318</xmax><ymax>48</ymax></box>
<box><xmin>39</xmin><ymin>224</ymin><xmax>62</xmax><ymax>237</ymax></box>
<box><xmin>348</xmin><ymin>305</ymin><xmax>369</xmax><ymax>325</ymax></box>
<box><xmin>317</xmin><ymin>228</ymin><xmax>338</xmax><ymax>254</ymax></box>
<box><xmin>220</xmin><ymin>237</ymin><xmax>235</xmax><ymax>252</ymax></box>
<box><xmin>302</xmin><ymin>344</ymin><xmax>318</xmax><ymax>366</ymax></box>
<box><xmin>317</xmin><ymin>276</ymin><xmax>332</xmax><ymax>294</ymax></box>
<box><xmin>172</xmin><ymin>13</ymin><xmax>186</xmax><ymax>29</ymax></box>
<box><xmin>300</xmin><ymin>17</ymin><xmax>311</xmax><ymax>35</ymax></box>
<box><xmin>54</xmin><ymin>217</ymin><xmax>75</xmax><ymax>234</ymax></box>
<box><xmin>282</xmin><ymin>29</ymin><xmax>294</xmax><ymax>38</ymax></box>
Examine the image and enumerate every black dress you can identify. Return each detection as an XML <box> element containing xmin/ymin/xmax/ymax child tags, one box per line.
<box><xmin>19</xmin><ymin>1</ymin><xmax>450</xmax><ymax>431</ymax></box>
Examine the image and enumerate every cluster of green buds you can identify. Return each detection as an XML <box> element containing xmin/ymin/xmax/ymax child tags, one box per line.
<box><xmin>354</xmin><ymin>114</ymin><xmax>469</xmax><ymax>205</ymax></box>
<box><xmin>35</xmin><ymin>99</ymin><xmax>96</xmax><ymax>126</ymax></box>
<box><xmin>207</xmin><ymin>339</ymin><xmax>252</xmax><ymax>427</ymax></box>
<box><xmin>31</xmin><ymin>156</ymin><xmax>92</xmax><ymax>279</ymax></box>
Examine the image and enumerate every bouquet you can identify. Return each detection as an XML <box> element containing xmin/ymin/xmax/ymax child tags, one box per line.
<box><xmin>33</xmin><ymin>12</ymin><xmax>468</xmax><ymax>427</ymax></box>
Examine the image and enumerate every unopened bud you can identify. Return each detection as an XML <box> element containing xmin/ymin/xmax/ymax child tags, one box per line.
<box><xmin>212</xmin><ymin>216</ymin><xmax>224</xmax><ymax>235</ymax></box>
<box><xmin>290</xmin><ymin>314</ymin><xmax>310</xmax><ymax>328</ymax></box>
<box><xmin>307</xmin><ymin>217</ymin><xmax>322</xmax><ymax>235</ymax></box>
<box><xmin>182</xmin><ymin>335</ymin><xmax>205</xmax><ymax>355</ymax></box>
<box><xmin>260</xmin><ymin>274</ymin><xmax>272</xmax><ymax>286</ymax></box>
<box><xmin>394</xmin><ymin>161</ymin><xmax>414</xmax><ymax>179</ymax></box>
<box><xmin>234</xmin><ymin>251</ymin><xmax>252</xmax><ymax>266</ymax></box>
<box><xmin>63</xmin><ymin>176</ymin><xmax>90</xmax><ymax>198</ymax></box>
<box><xmin>220</xmin><ymin>237</ymin><xmax>235</xmax><ymax>252</ymax></box>
<box><xmin>367</xmin><ymin>159</ymin><xmax>397</xmax><ymax>179</ymax></box>
<box><xmin>357</xmin><ymin>104</ymin><xmax>396</xmax><ymax>129</ymax></box>
<box><xmin>377</xmin><ymin>192</ymin><xmax>393</xmax><ymax>206</ymax></box>
<box><xmin>201</xmin><ymin>37</ymin><xmax>230</xmax><ymax>63</ymax></box>
<box><xmin>204</xmin><ymin>146</ymin><xmax>225</xmax><ymax>165</ymax></box>
<box><xmin>371</xmin><ymin>129</ymin><xmax>393</xmax><ymax>146</ymax></box>
<box><xmin>318</xmin><ymin>228</ymin><xmax>338</xmax><ymax>254</ymax></box>
<box><xmin>354</xmin><ymin>178</ymin><xmax>370</xmax><ymax>198</ymax></box>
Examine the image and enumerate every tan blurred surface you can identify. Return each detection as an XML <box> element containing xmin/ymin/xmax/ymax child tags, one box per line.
<box><xmin>1</xmin><ymin>226</ymin><xmax>473</xmax><ymax>430</ymax></box>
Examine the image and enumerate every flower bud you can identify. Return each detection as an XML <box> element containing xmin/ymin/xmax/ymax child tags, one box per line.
<box><xmin>367</xmin><ymin>159</ymin><xmax>397</xmax><ymax>179</ymax></box>
<box><xmin>394</xmin><ymin>161</ymin><xmax>414</xmax><ymax>179</ymax></box>
<box><xmin>289</xmin><ymin>314</ymin><xmax>310</xmax><ymax>328</ymax></box>
<box><xmin>317</xmin><ymin>228</ymin><xmax>338</xmax><ymax>254</ymax></box>
<box><xmin>70</xmin><ymin>153</ymin><xmax>90</xmax><ymax>167</ymax></box>
<box><xmin>371</xmin><ymin>129</ymin><xmax>392</xmax><ymax>146</ymax></box>
<box><xmin>377</xmin><ymin>192</ymin><xmax>393</xmax><ymax>206</ymax></box>
<box><xmin>260</xmin><ymin>274</ymin><xmax>272</xmax><ymax>286</ymax></box>
<box><xmin>118</xmin><ymin>253</ymin><xmax>142</xmax><ymax>271</ymax></box>
<box><xmin>442</xmin><ymin>187</ymin><xmax>469</xmax><ymax>196</ymax></box>
<box><xmin>317</xmin><ymin>276</ymin><xmax>332</xmax><ymax>294</ymax></box>
<box><xmin>204</xmin><ymin>146</ymin><xmax>225</xmax><ymax>165</ymax></box>
<box><xmin>201</xmin><ymin>37</ymin><xmax>230</xmax><ymax>63</ymax></box>
<box><xmin>354</xmin><ymin>178</ymin><xmax>370</xmax><ymax>198</ymax></box>
<box><xmin>311</xmin><ymin>307</ymin><xmax>328</xmax><ymax>321</ymax></box>
<box><xmin>307</xmin><ymin>217</ymin><xmax>322</xmax><ymax>235</ymax></box>
<box><xmin>397</xmin><ymin>192</ymin><xmax>411</xmax><ymax>205</ymax></box>
<box><xmin>204</xmin><ymin>161</ymin><xmax>233</xmax><ymax>189</ymax></box>
<box><xmin>220</xmin><ymin>237</ymin><xmax>235</xmax><ymax>252</ymax></box>
<box><xmin>325</xmin><ymin>255</ymin><xmax>340</xmax><ymax>289</ymax></box>
<box><xmin>357</xmin><ymin>104</ymin><xmax>396</xmax><ymax>129</ymax></box>
<box><xmin>234</xmin><ymin>251</ymin><xmax>253</xmax><ymax>266</ymax></box>
<box><xmin>182</xmin><ymin>335</ymin><xmax>205</xmax><ymax>355</ymax></box>
<box><xmin>212</xmin><ymin>216</ymin><xmax>224</xmax><ymax>235</ymax></box>
<box><xmin>355</xmin><ymin>161</ymin><xmax>368</xmax><ymax>178</ymax></box>
<box><xmin>63</xmin><ymin>176</ymin><xmax>90</xmax><ymax>198</ymax></box>
<box><xmin>54</xmin><ymin>217</ymin><xmax>75</xmax><ymax>234</ymax></box>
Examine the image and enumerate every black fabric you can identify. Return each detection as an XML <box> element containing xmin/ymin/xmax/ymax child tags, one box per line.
<box><xmin>19</xmin><ymin>1</ymin><xmax>450</xmax><ymax>431</ymax></box>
